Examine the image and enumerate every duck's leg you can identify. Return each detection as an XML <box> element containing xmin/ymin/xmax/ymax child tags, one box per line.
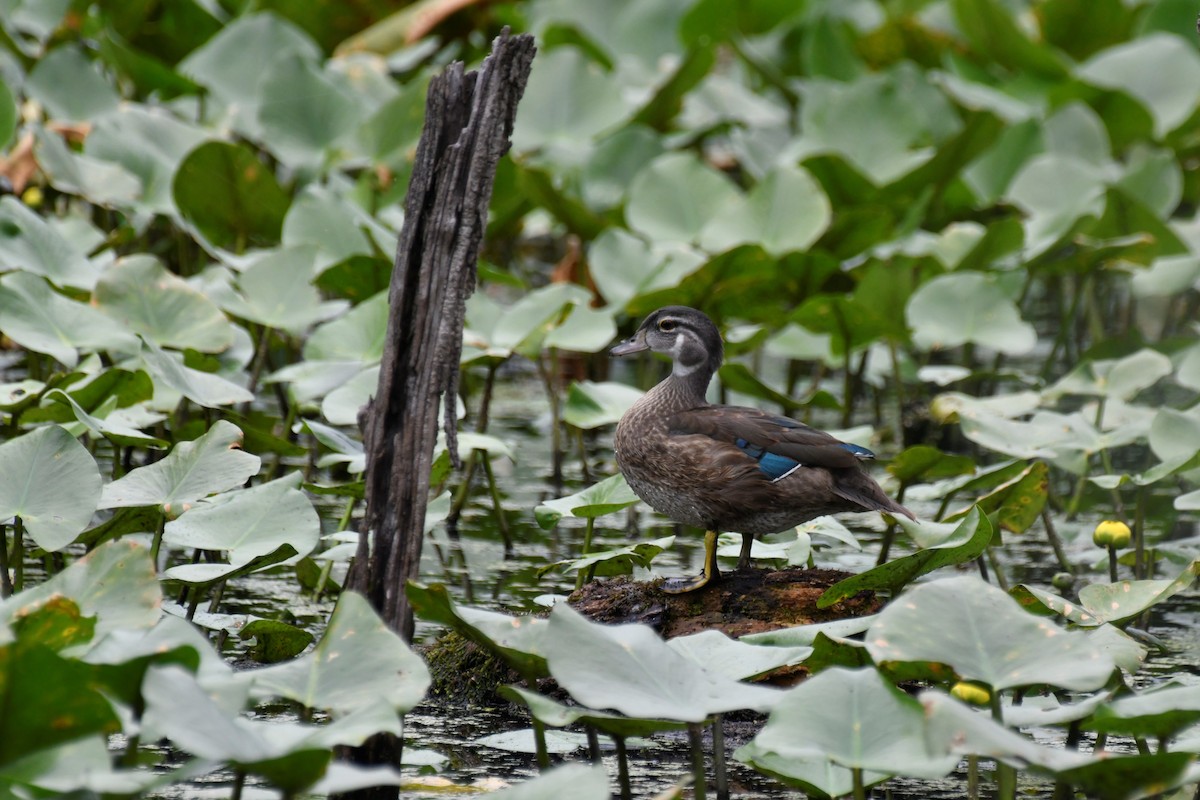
<box><xmin>661</xmin><ymin>530</ymin><xmax>720</xmax><ymax>593</ymax></box>
<box><xmin>737</xmin><ymin>532</ymin><xmax>754</xmax><ymax>570</ymax></box>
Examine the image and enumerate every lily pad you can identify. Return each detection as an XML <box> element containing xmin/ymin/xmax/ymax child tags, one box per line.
<box><xmin>563</xmin><ymin>380</ymin><xmax>642</xmax><ymax>429</ymax></box>
<box><xmin>906</xmin><ymin>271</ymin><xmax>1036</xmax><ymax>356</ymax></box>
<box><xmin>173</xmin><ymin>140</ymin><xmax>291</xmax><ymax>250</ymax></box>
<box><xmin>161</xmin><ymin>473</ymin><xmax>320</xmax><ymax>582</ymax></box>
<box><xmin>1011</xmin><ymin>559</ymin><xmax>1199</xmax><ymax>627</ymax></box>
<box><xmin>539</xmin><ymin>535</ymin><xmax>675</xmax><ymax>578</ymax></box>
<box><xmin>543</xmin><ymin>604</ymin><xmax>782</xmax><ymax>722</ymax></box>
<box><xmin>818</xmin><ymin>507</ymin><xmax>992</xmax><ymax>608</ymax></box>
<box><xmin>99</xmin><ymin>420</ymin><xmax>261</xmax><ymax>513</ymax></box>
<box><xmin>498</xmin><ymin>684</ymin><xmax>685</xmax><ymax>739</ymax></box>
<box><xmin>0</xmin><ymin>425</ymin><xmax>101</xmax><ymax>552</ymax></box>
<box><xmin>866</xmin><ymin>575</ymin><xmax>1116</xmax><ymax>691</ymax></box>
<box><xmin>245</xmin><ymin>591</ymin><xmax>430</xmax><ymax>715</ymax></box>
<box><xmin>535</xmin><ymin>473</ymin><xmax>641</xmax><ymax>529</ymax></box>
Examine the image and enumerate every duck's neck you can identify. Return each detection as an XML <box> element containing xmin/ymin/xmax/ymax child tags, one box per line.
<box><xmin>647</xmin><ymin>364</ymin><xmax>714</xmax><ymax>412</ymax></box>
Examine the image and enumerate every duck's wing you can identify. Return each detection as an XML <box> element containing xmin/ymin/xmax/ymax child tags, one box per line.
<box><xmin>668</xmin><ymin>406</ymin><xmax>872</xmax><ymax>480</ymax></box>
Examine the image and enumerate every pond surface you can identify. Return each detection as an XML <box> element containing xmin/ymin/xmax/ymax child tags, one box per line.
<box><xmin>156</xmin><ymin>369</ymin><xmax>1200</xmax><ymax>799</ymax></box>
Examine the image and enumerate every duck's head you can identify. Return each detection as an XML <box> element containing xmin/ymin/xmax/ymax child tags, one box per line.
<box><xmin>610</xmin><ymin>306</ymin><xmax>724</xmax><ymax>378</ymax></box>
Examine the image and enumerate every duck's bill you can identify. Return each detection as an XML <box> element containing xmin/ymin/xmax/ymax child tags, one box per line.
<box><xmin>610</xmin><ymin>338</ymin><xmax>648</xmax><ymax>356</ymax></box>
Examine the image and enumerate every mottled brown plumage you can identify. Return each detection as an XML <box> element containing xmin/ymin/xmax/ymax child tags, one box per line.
<box><xmin>611</xmin><ymin>306</ymin><xmax>914</xmax><ymax>592</ymax></box>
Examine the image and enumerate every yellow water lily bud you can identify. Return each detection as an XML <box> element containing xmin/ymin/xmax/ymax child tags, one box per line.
<box><xmin>950</xmin><ymin>681</ymin><xmax>991</xmax><ymax>706</ymax></box>
<box><xmin>1051</xmin><ymin>572</ymin><xmax>1075</xmax><ymax>592</ymax></box>
<box><xmin>1092</xmin><ymin>520</ymin><xmax>1131</xmax><ymax>549</ymax></box>
<box><xmin>21</xmin><ymin>186</ymin><xmax>43</xmax><ymax>207</ymax></box>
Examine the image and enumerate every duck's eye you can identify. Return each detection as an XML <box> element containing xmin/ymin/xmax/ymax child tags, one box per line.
<box><xmin>658</xmin><ymin>319</ymin><xmax>677</xmax><ymax>332</ymax></box>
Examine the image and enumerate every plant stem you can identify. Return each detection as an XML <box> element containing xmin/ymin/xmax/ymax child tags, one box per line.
<box><xmin>1107</xmin><ymin>543</ymin><xmax>1119</xmax><ymax>583</ymax></box>
<box><xmin>614</xmin><ymin>735</ymin><xmax>632</xmax><ymax>800</ymax></box>
<box><xmin>687</xmin><ymin>722</ymin><xmax>708</xmax><ymax>800</ymax></box>
<box><xmin>851</xmin><ymin>766</ymin><xmax>866</xmax><ymax>800</ymax></box>
<box><xmin>1134</xmin><ymin>485</ymin><xmax>1147</xmax><ymax>580</ymax></box>
<box><xmin>575</xmin><ymin>517</ymin><xmax>596</xmax><ymax>591</ymax></box>
<box><xmin>711</xmin><ymin>715</ymin><xmax>729</xmax><ymax>800</ymax></box>
<box><xmin>1040</xmin><ymin>509</ymin><xmax>1073</xmax><ymax>574</ymax></box>
<box><xmin>967</xmin><ymin>755</ymin><xmax>979</xmax><ymax>800</ymax></box>
<box><xmin>481</xmin><ymin>456</ymin><xmax>513</xmax><ymax>557</ymax></box>
<box><xmin>230</xmin><ymin>769</ymin><xmax>245</xmax><ymax>800</ymax></box>
<box><xmin>585</xmin><ymin>725</ymin><xmax>600</xmax><ymax>762</ymax></box>
<box><xmin>149</xmin><ymin>515</ymin><xmax>166</xmax><ymax>571</ymax></box>
<box><xmin>0</xmin><ymin>526</ymin><xmax>11</xmax><ymax>598</ymax></box>
<box><xmin>12</xmin><ymin>516</ymin><xmax>23</xmax><ymax>592</ymax></box>
<box><xmin>985</xmin><ymin>546</ymin><xmax>1008</xmax><ymax>591</ymax></box>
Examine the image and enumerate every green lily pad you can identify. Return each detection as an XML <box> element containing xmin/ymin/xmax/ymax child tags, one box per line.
<box><xmin>258</xmin><ymin>55</ymin><xmax>364</xmax><ymax>168</ymax></box>
<box><xmin>407</xmin><ymin>582</ymin><xmax>548</xmax><ymax>681</ymax></box>
<box><xmin>0</xmin><ymin>196</ymin><xmax>96</xmax><ymax>289</ymax></box>
<box><xmin>543</xmin><ymin>604</ymin><xmax>782</xmax><ymax>722</ymax></box>
<box><xmin>1086</xmin><ymin>681</ymin><xmax>1200</xmax><ymax>739</ymax></box>
<box><xmin>625</xmin><ymin>151</ymin><xmax>741</xmax><ymax>244</ymax></box>
<box><xmin>0</xmin><ymin>271</ymin><xmax>138</xmax><ymax>368</ymax></box>
<box><xmin>137</xmin><ymin>338</ymin><xmax>255</xmax><ymax>408</ymax></box>
<box><xmin>906</xmin><ymin>272</ymin><xmax>1036</xmax><ymax>356</ymax></box>
<box><xmin>0</xmin><ymin>540</ymin><xmax>161</xmax><ymax>644</ymax></box>
<box><xmin>818</xmin><ymin>507</ymin><xmax>992</xmax><ymax>608</ymax></box>
<box><xmin>498</xmin><ymin>684</ymin><xmax>686</xmax><ymax>739</ymax></box>
<box><xmin>24</xmin><ymin>44</ymin><xmax>120</xmax><ymax>122</ymax></box>
<box><xmin>93</xmin><ymin>256</ymin><xmax>234</xmax><ymax>353</ymax></box>
<box><xmin>1011</xmin><ymin>559</ymin><xmax>1198</xmax><ymax>627</ymax></box>
<box><xmin>543</xmin><ymin>305</ymin><xmax>618</xmax><ymax>354</ymax></box>
<box><xmin>1077</xmin><ymin>33</ymin><xmax>1200</xmax><ymax>139</ymax></box>
<box><xmin>44</xmin><ymin>388</ymin><xmax>166</xmax><ymax>448</ymax></box>
<box><xmin>745</xmin><ymin>667</ymin><xmax>957</xmax><ymax>783</ymax></box>
<box><xmin>699</xmin><ymin>164</ymin><xmax>831</xmax><ymax>257</ymax></box>
<box><xmin>245</xmin><ymin>591</ymin><xmax>430</xmax><ymax>715</ymax></box>
<box><xmin>161</xmin><ymin>473</ymin><xmax>320</xmax><ymax>582</ymax></box>
<box><xmin>99</xmin><ymin>419</ymin><xmax>261</xmax><ymax>513</ymax></box>
<box><xmin>34</xmin><ymin>127</ymin><xmax>141</xmax><ymax>207</ymax></box>
<box><xmin>539</xmin><ymin>535</ymin><xmax>675</xmax><ymax>578</ymax></box>
<box><xmin>173</xmin><ymin>140</ymin><xmax>291</xmax><ymax>250</ymax></box>
<box><xmin>535</xmin><ymin>473</ymin><xmax>641</xmax><ymax>529</ymax></box>
<box><xmin>667</xmin><ymin>629</ymin><xmax>812</xmax><ymax>681</ymax></box>
<box><xmin>562</xmin><ymin>380</ymin><xmax>643</xmax><ymax>430</ymax></box>
<box><xmin>0</xmin><ymin>424</ymin><xmax>101</xmax><ymax>552</ymax></box>
<box><xmin>866</xmin><ymin>575</ymin><xmax>1116</xmax><ymax>691</ymax></box>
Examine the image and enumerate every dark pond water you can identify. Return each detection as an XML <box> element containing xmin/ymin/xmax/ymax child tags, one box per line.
<box><xmin>159</xmin><ymin>365</ymin><xmax>1194</xmax><ymax>800</ymax></box>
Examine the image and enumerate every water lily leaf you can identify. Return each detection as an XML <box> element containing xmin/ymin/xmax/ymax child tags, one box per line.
<box><xmin>919</xmin><ymin>690</ymin><xmax>1092</xmax><ymax>773</ymax></box>
<box><xmin>173</xmin><ymin>140</ymin><xmax>290</xmax><ymax>250</ymax></box>
<box><xmin>282</xmin><ymin>187</ymin><xmax>375</xmax><ymax>273</ymax></box>
<box><xmin>742</xmin><ymin>615</ymin><xmax>877</xmax><ymax>648</ymax></box>
<box><xmin>626</xmin><ymin>151</ymin><xmax>740</xmax><ymax>245</ymax></box>
<box><xmin>0</xmin><ymin>77</ymin><xmax>14</xmax><ymax>149</ymax></box>
<box><xmin>718</xmin><ymin>530</ymin><xmax>811</xmax><ymax>566</ymax></box>
<box><xmin>407</xmin><ymin>582</ymin><xmax>548</xmax><ymax>680</ymax></box>
<box><xmin>138</xmin><ymin>339</ymin><xmax>254</xmax><ymax>408</ymax></box>
<box><xmin>539</xmin><ymin>536</ymin><xmax>675</xmax><ymax>578</ymax></box>
<box><xmin>511</xmin><ymin>46</ymin><xmax>636</xmax><ymax>156</ymax></box>
<box><xmin>1013</xmin><ymin>559</ymin><xmax>1198</xmax><ymax>627</ymax></box>
<box><xmin>1077</xmin><ymin>33</ymin><xmax>1200</xmax><ymax>139</ymax></box>
<box><xmin>587</xmin><ymin>228</ymin><xmax>705</xmax><ymax>309</ymax></box>
<box><xmin>1086</xmin><ymin>681</ymin><xmax>1200</xmax><ymax>739</ymax></box>
<box><xmin>86</xmin><ymin>106</ymin><xmax>209</xmax><ymax>216</ymax></box>
<box><xmin>245</xmin><ymin>591</ymin><xmax>430</xmax><ymax>715</ymax></box>
<box><xmin>161</xmin><ymin>473</ymin><xmax>320</xmax><ymax>580</ymax></box>
<box><xmin>44</xmin><ymin>389</ymin><xmax>167</xmax><ymax>448</ymax></box>
<box><xmin>736</xmin><ymin>738</ymin><xmax>890</xmax><ymax>799</ymax></box>
<box><xmin>0</xmin><ymin>608</ymin><xmax>121</xmax><ymax>767</ymax></box>
<box><xmin>562</xmin><ymin>380</ymin><xmax>642</xmax><ymax>429</ymax></box>
<box><xmin>543</xmin><ymin>604</ymin><xmax>782</xmax><ymax>722</ymax></box>
<box><xmin>1005</xmin><ymin>153</ymin><xmax>1106</xmax><ymax>256</ymax></box>
<box><xmin>818</xmin><ymin>507</ymin><xmax>992</xmax><ymax>608</ymax></box>
<box><xmin>1047</xmin><ymin>348</ymin><xmax>1173</xmax><ymax>402</ymax></box>
<box><xmin>0</xmin><ymin>540</ymin><xmax>160</xmax><ymax>643</ymax></box>
<box><xmin>99</xmin><ymin>419</ymin><xmax>260</xmax><ymax>512</ymax></box>
<box><xmin>534</xmin><ymin>473</ymin><xmax>641</xmax><ymax>529</ymax></box>
<box><xmin>699</xmin><ymin>164</ymin><xmax>831</xmax><ymax>257</ymax></box>
<box><xmin>867</xmin><ymin>575</ymin><xmax>1116</xmax><ymax>691</ymax></box>
<box><xmin>321</xmin><ymin>365</ymin><xmax>379</xmax><ymax>425</ymax></box>
<box><xmin>0</xmin><ymin>425</ymin><xmax>101</xmax><ymax>552</ymax></box>
<box><xmin>951</xmin><ymin>0</ymin><xmax>1068</xmax><ymax>79</ymax></box>
<box><xmin>960</xmin><ymin>460</ymin><xmax>1047</xmax><ymax>534</ymax></box>
<box><xmin>34</xmin><ymin>128</ymin><xmax>141</xmax><ymax>207</ymax></box>
<box><xmin>304</xmin><ymin>290</ymin><xmax>387</xmax><ymax>363</ymax></box>
<box><xmin>906</xmin><ymin>272</ymin><xmax>1036</xmax><ymax>356</ymax></box>
<box><xmin>258</xmin><ymin>55</ymin><xmax>364</xmax><ymax>168</ymax></box>
<box><xmin>542</xmin><ymin>305</ymin><xmax>617</xmax><ymax>353</ymax></box>
<box><xmin>746</xmin><ymin>667</ymin><xmax>957</xmax><ymax>781</ymax></box>
<box><xmin>1054</xmin><ymin>753</ymin><xmax>1194</xmax><ymax>800</ymax></box>
<box><xmin>498</xmin><ymin>685</ymin><xmax>686</xmax><ymax>739</ymax></box>
<box><xmin>94</xmin><ymin>255</ymin><xmax>234</xmax><ymax>353</ymax></box>
<box><xmin>223</xmin><ymin>246</ymin><xmax>348</xmax><ymax>334</ymax></box>
<box><xmin>24</xmin><ymin>44</ymin><xmax>120</xmax><ymax>122</ymax></box>
<box><xmin>887</xmin><ymin>445</ymin><xmax>976</xmax><ymax>484</ymax></box>
<box><xmin>302</xmin><ymin>418</ymin><xmax>365</xmax><ymax>473</ymax></box>
<box><xmin>0</xmin><ymin>272</ymin><xmax>138</xmax><ymax>368</ymax></box>
<box><xmin>0</xmin><ymin>195</ymin><xmax>96</xmax><ymax>289</ymax></box>
<box><xmin>667</xmin><ymin>629</ymin><xmax>812</xmax><ymax>681</ymax></box>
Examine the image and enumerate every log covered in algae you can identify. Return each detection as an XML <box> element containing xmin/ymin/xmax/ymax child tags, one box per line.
<box><xmin>426</xmin><ymin>568</ymin><xmax>879</xmax><ymax>702</ymax></box>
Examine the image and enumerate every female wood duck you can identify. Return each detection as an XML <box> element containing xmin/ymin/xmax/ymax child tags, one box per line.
<box><xmin>611</xmin><ymin>306</ymin><xmax>915</xmax><ymax>593</ymax></box>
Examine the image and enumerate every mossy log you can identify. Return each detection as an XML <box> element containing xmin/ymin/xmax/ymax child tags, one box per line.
<box><xmin>427</xmin><ymin>567</ymin><xmax>878</xmax><ymax>703</ymax></box>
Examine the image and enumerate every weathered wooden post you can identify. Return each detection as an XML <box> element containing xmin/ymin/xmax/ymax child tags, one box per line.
<box><xmin>347</xmin><ymin>29</ymin><xmax>535</xmax><ymax>640</ymax></box>
<box><xmin>339</xmin><ymin>29</ymin><xmax>534</xmax><ymax>796</ymax></box>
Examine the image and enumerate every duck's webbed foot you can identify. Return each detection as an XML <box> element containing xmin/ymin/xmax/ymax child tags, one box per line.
<box><xmin>660</xmin><ymin>530</ymin><xmax>720</xmax><ymax>594</ymax></box>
